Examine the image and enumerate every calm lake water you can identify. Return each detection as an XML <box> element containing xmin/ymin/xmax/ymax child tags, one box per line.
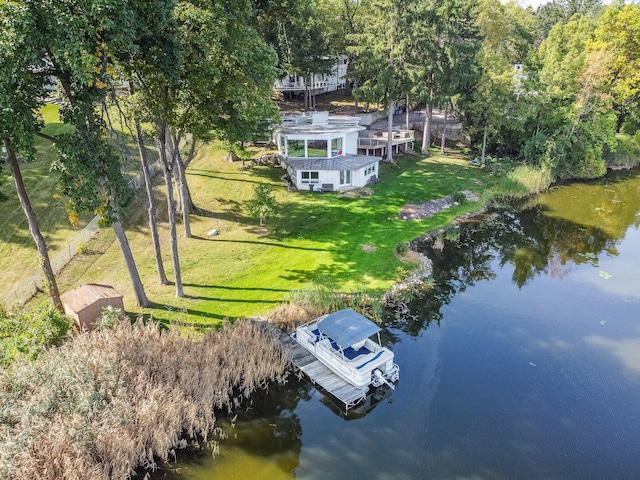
<box><xmin>157</xmin><ymin>169</ymin><xmax>640</xmax><ymax>480</ymax></box>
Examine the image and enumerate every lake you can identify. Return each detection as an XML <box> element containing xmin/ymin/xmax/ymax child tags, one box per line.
<box><xmin>156</xmin><ymin>169</ymin><xmax>640</xmax><ymax>480</ymax></box>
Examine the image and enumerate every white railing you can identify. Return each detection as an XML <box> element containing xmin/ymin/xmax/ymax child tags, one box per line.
<box><xmin>358</xmin><ymin>129</ymin><xmax>415</xmax><ymax>148</ymax></box>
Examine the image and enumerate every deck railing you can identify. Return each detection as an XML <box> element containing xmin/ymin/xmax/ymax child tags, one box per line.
<box><xmin>358</xmin><ymin>129</ymin><xmax>415</xmax><ymax>148</ymax></box>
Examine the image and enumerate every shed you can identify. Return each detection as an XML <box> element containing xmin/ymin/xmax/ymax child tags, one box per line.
<box><xmin>61</xmin><ymin>283</ymin><xmax>124</xmax><ymax>331</ymax></box>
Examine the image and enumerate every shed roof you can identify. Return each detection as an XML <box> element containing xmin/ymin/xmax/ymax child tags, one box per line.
<box><xmin>282</xmin><ymin>153</ymin><xmax>380</xmax><ymax>171</ymax></box>
<box><xmin>61</xmin><ymin>283</ymin><xmax>123</xmax><ymax>314</ymax></box>
<box><xmin>317</xmin><ymin>309</ymin><xmax>381</xmax><ymax>348</ymax></box>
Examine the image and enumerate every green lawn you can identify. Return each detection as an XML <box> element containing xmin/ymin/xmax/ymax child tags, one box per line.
<box><xmin>0</xmin><ymin>105</ymin><xmax>92</xmax><ymax>295</ymax></box>
<box><xmin>49</xmin><ymin>142</ymin><xmax>498</xmax><ymax>326</ymax></box>
<box><xmin>0</xmin><ymin>104</ymin><xmax>152</xmax><ymax>300</ymax></box>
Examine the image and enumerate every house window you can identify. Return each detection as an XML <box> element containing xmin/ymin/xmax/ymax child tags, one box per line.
<box><xmin>301</xmin><ymin>171</ymin><xmax>319</xmax><ymax>184</ymax></box>
<box><xmin>364</xmin><ymin>164</ymin><xmax>376</xmax><ymax>175</ymax></box>
<box><xmin>307</xmin><ymin>139</ymin><xmax>327</xmax><ymax>157</ymax></box>
<box><xmin>288</xmin><ymin>139</ymin><xmax>305</xmax><ymax>157</ymax></box>
<box><xmin>339</xmin><ymin>170</ymin><xmax>351</xmax><ymax>185</ymax></box>
<box><xmin>331</xmin><ymin>137</ymin><xmax>343</xmax><ymax>157</ymax></box>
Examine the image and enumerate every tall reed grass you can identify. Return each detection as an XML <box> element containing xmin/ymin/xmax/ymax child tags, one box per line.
<box><xmin>0</xmin><ymin>319</ymin><xmax>288</xmax><ymax>480</ymax></box>
<box><xmin>504</xmin><ymin>165</ymin><xmax>553</xmax><ymax>197</ymax></box>
<box><xmin>267</xmin><ymin>276</ymin><xmax>384</xmax><ymax>330</ymax></box>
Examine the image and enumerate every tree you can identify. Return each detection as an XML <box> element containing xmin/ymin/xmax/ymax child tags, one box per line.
<box><xmin>534</xmin><ymin>0</ymin><xmax>604</xmax><ymax>45</ymax></box>
<box><xmin>433</xmin><ymin>0</ymin><xmax>481</xmax><ymax>154</ymax></box>
<box><xmin>469</xmin><ymin>52</ymin><xmax>516</xmax><ymax>163</ymax></box>
<box><xmin>533</xmin><ymin>13</ymin><xmax>616</xmax><ymax>179</ymax></box>
<box><xmin>467</xmin><ymin>0</ymin><xmax>534</xmax><ymax>162</ymax></box>
<box><xmin>589</xmin><ymin>4</ymin><xmax>640</xmax><ymax>133</ymax></box>
<box><xmin>404</xmin><ymin>0</ymin><xmax>481</xmax><ymax>155</ymax></box>
<box><xmin>169</xmin><ymin>0</ymin><xmax>279</xmax><ymax>234</ymax></box>
<box><xmin>111</xmin><ymin>0</ymin><xmax>185</xmax><ymax>297</ymax></box>
<box><xmin>349</xmin><ymin>0</ymin><xmax>407</xmax><ymax>162</ymax></box>
<box><xmin>247</xmin><ymin>183</ymin><xmax>276</xmax><ymax>228</ymax></box>
<box><xmin>119</xmin><ymin>94</ymin><xmax>170</xmax><ymax>286</ymax></box>
<box><xmin>26</xmin><ymin>0</ymin><xmax>154</xmax><ymax>307</ymax></box>
<box><xmin>0</xmin><ymin>1</ymin><xmax>64</xmax><ymax>312</ymax></box>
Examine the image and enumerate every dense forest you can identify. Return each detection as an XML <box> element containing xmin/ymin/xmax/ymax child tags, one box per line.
<box><xmin>270</xmin><ymin>0</ymin><xmax>640</xmax><ymax>179</ymax></box>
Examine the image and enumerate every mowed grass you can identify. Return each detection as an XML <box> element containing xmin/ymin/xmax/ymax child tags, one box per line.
<box><xmin>1</xmin><ymin>104</ymin><xmax>152</xmax><ymax>297</ymax></box>
<box><xmin>50</xmin><ymin>142</ymin><xmax>497</xmax><ymax>326</ymax></box>
<box><xmin>0</xmin><ymin>105</ymin><xmax>92</xmax><ymax>293</ymax></box>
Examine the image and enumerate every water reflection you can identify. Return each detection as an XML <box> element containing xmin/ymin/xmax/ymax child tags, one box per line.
<box><xmin>406</xmin><ymin>170</ymin><xmax>640</xmax><ymax>333</ymax></box>
<box><xmin>154</xmin><ymin>381</ymin><xmax>309</xmax><ymax>480</ymax></box>
<box><xmin>585</xmin><ymin>328</ymin><xmax>640</xmax><ymax>373</ymax></box>
<box><xmin>319</xmin><ymin>385</ymin><xmax>394</xmax><ymax>420</ymax></box>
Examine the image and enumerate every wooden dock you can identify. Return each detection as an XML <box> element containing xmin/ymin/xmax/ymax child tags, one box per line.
<box><xmin>271</xmin><ymin>326</ymin><xmax>368</xmax><ymax>410</ymax></box>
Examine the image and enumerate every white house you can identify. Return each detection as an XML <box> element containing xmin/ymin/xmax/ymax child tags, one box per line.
<box><xmin>274</xmin><ymin>111</ymin><xmax>380</xmax><ymax>192</ymax></box>
<box><xmin>274</xmin><ymin>57</ymin><xmax>348</xmax><ymax>97</ymax></box>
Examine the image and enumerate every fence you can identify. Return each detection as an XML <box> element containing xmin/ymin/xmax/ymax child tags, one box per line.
<box><xmin>1</xmin><ymin>159</ymin><xmax>163</xmax><ymax>310</ymax></box>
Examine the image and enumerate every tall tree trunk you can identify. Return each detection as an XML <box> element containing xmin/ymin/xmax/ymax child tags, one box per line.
<box><xmin>386</xmin><ymin>99</ymin><xmax>394</xmax><ymax>162</ymax></box>
<box><xmin>405</xmin><ymin>96</ymin><xmax>410</xmax><ymax>130</ymax></box>
<box><xmin>184</xmin><ymin>137</ymin><xmax>197</xmax><ymax>169</ymax></box>
<box><xmin>440</xmin><ymin>107</ymin><xmax>448</xmax><ymax>154</ymax></box>
<box><xmin>481</xmin><ymin>121</ymin><xmax>488</xmax><ymax>164</ymax></box>
<box><xmin>422</xmin><ymin>103</ymin><xmax>433</xmax><ymax>156</ymax></box>
<box><xmin>304</xmin><ymin>75</ymin><xmax>309</xmax><ymax>110</ymax></box>
<box><xmin>353</xmin><ymin>79</ymin><xmax>359</xmax><ymax>111</ymax></box>
<box><xmin>168</xmin><ymin>132</ymin><xmax>192</xmax><ymax>238</ymax></box>
<box><xmin>158</xmin><ymin>124</ymin><xmax>184</xmax><ymax>298</ymax></box>
<box><xmin>112</xmin><ymin>220</ymin><xmax>149</xmax><ymax>307</ymax></box>
<box><xmin>4</xmin><ymin>139</ymin><xmax>64</xmax><ymax>312</ymax></box>
<box><xmin>134</xmin><ymin>122</ymin><xmax>168</xmax><ymax>284</ymax></box>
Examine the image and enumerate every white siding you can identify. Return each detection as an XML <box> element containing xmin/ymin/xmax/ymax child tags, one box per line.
<box><xmin>344</xmin><ymin>132</ymin><xmax>359</xmax><ymax>155</ymax></box>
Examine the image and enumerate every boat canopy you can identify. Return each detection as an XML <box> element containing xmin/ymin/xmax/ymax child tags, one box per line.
<box><xmin>317</xmin><ymin>309</ymin><xmax>381</xmax><ymax>348</ymax></box>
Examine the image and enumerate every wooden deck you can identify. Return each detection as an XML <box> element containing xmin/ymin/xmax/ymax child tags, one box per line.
<box><xmin>357</xmin><ymin>132</ymin><xmax>414</xmax><ymax>157</ymax></box>
<box><xmin>271</xmin><ymin>326</ymin><xmax>368</xmax><ymax>410</ymax></box>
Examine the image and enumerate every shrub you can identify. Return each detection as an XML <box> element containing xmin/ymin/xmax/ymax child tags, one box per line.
<box><xmin>99</xmin><ymin>305</ymin><xmax>126</xmax><ymax>329</ymax></box>
<box><xmin>395</xmin><ymin>266</ymin><xmax>408</xmax><ymax>281</ymax></box>
<box><xmin>0</xmin><ymin>304</ymin><xmax>71</xmax><ymax>367</ymax></box>
<box><xmin>452</xmin><ymin>191</ymin><xmax>467</xmax><ymax>205</ymax></box>
<box><xmin>604</xmin><ymin>133</ymin><xmax>640</xmax><ymax>167</ymax></box>
<box><xmin>395</xmin><ymin>241</ymin><xmax>408</xmax><ymax>255</ymax></box>
<box><xmin>445</xmin><ymin>225</ymin><xmax>461</xmax><ymax>242</ymax></box>
<box><xmin>76</xmin><ymin>242</ymin><xmax>92</xmax><ymax>255</ymax></box>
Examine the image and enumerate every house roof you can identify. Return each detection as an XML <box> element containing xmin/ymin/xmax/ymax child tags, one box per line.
<box><xmin>61</xmin><ymin>283</ymin><xmax>123</xmax><ymax>313</ymax></box>
<box><xmin>282</xmin><ymin>153</ymin><xmax>380</xmax><ymax>171</ymax></box>
<box><xmin>275</xmin><ymin>112</ymin><xmax>365</xmax><ymax>137</ymax></box>
<box><xmin>276</xmin><ymin>123</ymin><xmax>365</xmax><ymax>137</ymax></box>
<box><xmin>317</xmin><ymin>309</ymin><xmax>381</xmax><ymax>348</ymax></box>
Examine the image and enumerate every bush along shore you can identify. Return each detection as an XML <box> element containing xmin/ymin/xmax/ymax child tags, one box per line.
<box><xmin>0</xmin><ymin>318</ymin><xmax>289</xmax><ymax>480</ymax></box>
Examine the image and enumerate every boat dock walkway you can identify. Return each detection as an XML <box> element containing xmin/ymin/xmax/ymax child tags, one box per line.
<box><xmin>270</xmin><ymin>325</ymin><xmax>367</xmax><ymax>410</ymax></box>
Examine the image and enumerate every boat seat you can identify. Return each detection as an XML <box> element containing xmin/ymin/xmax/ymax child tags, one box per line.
<box><xmin>343</xmin><ymin>345</ymin><xmax>371</xmax><ymax>360</ymax></box>
<box><xmin>356</xmin><ymin>350</ymin><xmax>384</xmax><ymax>370</ymax></box>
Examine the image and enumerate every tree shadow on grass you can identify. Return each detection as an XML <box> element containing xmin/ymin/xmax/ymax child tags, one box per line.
<box><xmin>182</xmin><ymin>283</ymin><xmax>289</xmax><ymax>293</ymax></box>
<box><xmin>144</xmin><ymin>302</ymin><xmax>238</xmax><ymax>323</ymax></box>
<box><xmin>192</xmin><ymin>237</ymin><xmax>332</xmax><ymax>252</ymax></box>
